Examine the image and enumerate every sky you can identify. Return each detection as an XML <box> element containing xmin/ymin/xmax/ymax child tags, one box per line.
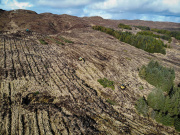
<box><xmin>1</xmin><ymin>0</ymin><xmax>180</xmax><ymax>23</ymax></box>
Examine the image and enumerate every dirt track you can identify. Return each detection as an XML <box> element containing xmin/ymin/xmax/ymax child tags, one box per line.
<box><xmin>0</xmin><ymin>26</ymin><xmax>180</xmax><ymax>134</ymax></box>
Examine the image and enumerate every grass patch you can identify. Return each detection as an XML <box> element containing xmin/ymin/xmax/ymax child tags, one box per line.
<box><xmin>56</xmin><ymin>40</ymin><xmax>64</xmax><ymax>45</ymax></box>
<box><xmin>125</xmin><ymin>57</ymin><xmax>131</xmax><ymax>61</ymax></box>
<box><xmin>33</xmin><ymin>91</ymin><xmax>40</xmax><ymax>96</ymax></box>
<box><xmin>98</xmin><ymin>78</ymin><xmax>115</xmax><ymax>90</ymax></box>
<box><xmin>106</xmin><ymin>99</ymin><xmax>116</xmax><ymax>105</ymax></box>
<box><xmin>58</xmin><ymin>36</ymin><xmax>74</xmax><ymax>43</ymax></box>
<box><xmin>39</xmin><ymin>39</ymin><xmax>48</xmax><ymax>45</ymax></box>
<box><xmin>139</xmin><ymin>85</ymin><xmax>144</xmax><ymax>90</ymax></box>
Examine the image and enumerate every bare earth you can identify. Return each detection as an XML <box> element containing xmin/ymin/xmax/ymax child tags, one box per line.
<box><xmin>0</xmin><ymin>9</ymin><xmax>180</xmax><ymax>134</ymax></box>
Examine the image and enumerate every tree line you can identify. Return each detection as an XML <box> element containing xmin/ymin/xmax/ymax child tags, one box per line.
<box><xmin>137</xmin><ymin>31</ymin><xmax>172</xmax><ymax>43</ymax></box>
<box><xmin>92</xmin><ymin>25</ymin><xmax>166</xmax><ymax>54</ymax></box>
<box><xmin>136</xmin><ymin>60</ymin><xmax>180</xmax><ymax>132</ymax></box>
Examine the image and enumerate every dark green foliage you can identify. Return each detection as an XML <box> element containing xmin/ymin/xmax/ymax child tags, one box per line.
<box><xmin>147</xmin><ymin>89</ymin><xmax>165</xmax><ymax>111</ymax></box>
<box><xmin>118</xmin><ymin>23</ymin><xmax>132</xmax><ymax>30</ymax></box>
<box><xmin>135</xmin><ymin>97</ymin><xmax>149</xmax><ymax>117</ymax></box>
<box><xmin>33</xmin><ymin>91</ymin><xmax>39</xmax><ymax>96</ymax></box>
<box><xmin>39</xmin><ymin>39</ymin><xmax>48</xmax><ymax>45</ymax></box>
<box><xmin>97</xmin><ymin>78</ymin><xmax>115</xmax><ymax>90</ymax></box>
<box><xmin>168</xmin><ymin>87</ymin><xmax>180</xmax><ymax>116</ymax></box>
<box><xmin>134</xmin><ymin>25</ymin><xmax>150</xmax><ymax>30</ymax></box>
<box><xmin>106</xmin><ymin>99</ymin><xmax>116</xmax><ymax>105</ymax></box>
<box><xmin>139</xmin><ymin>60</ymin><xmax>175</xmax><ymax>93</ymax></box>
<box><xmin>137</xmin><ymin>61</ymin><xmax>180</xmax><ymax>132</ymax></box>
<box><xmin>92</xmin><ymin>26</ymin><xmax>166</xmax><ymax>54</ymax></box>
<box><xmin>174</xmin><ymin>117</ymin><xmax>180</xmax><ymax>132</ymax></box>
<box><xmin>137</xmin><ymin>31</ymin><xmax>172</xmax><ymax>42</ymax></box>
<box><xmin>151</xmin><ymin>28</ymin><xmax>180</xmax><ymax>40</ymax></box>
<box><xmin>154</xmin><ymin>111</ymin><xmax>174</xmax><ymax>126</ymax></box>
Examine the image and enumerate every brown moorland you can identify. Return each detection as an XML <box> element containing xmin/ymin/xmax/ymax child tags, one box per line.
<box><xmin>0</xmin><ymin>9</ymin><xmax>180</xmax><ymax>134</ymax></box>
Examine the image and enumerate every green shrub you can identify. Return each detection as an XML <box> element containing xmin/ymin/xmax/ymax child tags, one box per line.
<box><xmin>92</xmin><ymin>26</ymin><xmax>166</xmax><ymax>54</ymax></box>
<box><xmin>39</xmin><ymin>39</ymin><xmax>48</xmax><ymax>45</ymax></box>
<box><xmin>118</xmin><ymin>23</ymin><xmax>132</xmax><ymax>30</ymax></box>
<box><xmin>137</xmin><ymin>31</ymin><xmax>171</xmax><ymax>42</ymax></box>
<box><xmin>33</xmin><ymin>91</ymin><xmax>40</xmax><ymax>96</ymax></box>
<box><xmin>174</xmin><ymin>117</ymin><xmax>180</xmax><ymax>132</ymax></box>
<box><xmin>147</xmin><ymin>89</ymin><xmax>165</xmax><ymax>111</ymax></box>
<box><xmin>98</xmin><ymin>78</ymin><xmax>115</xmax><ymax>90</ymax></box>
<box><xmin>134</xmin><ymin>26</ymin><xmax>150</xmax><ymax>30</ymax></box>
<box><xmin>135</xmin><ymin>97</ymin><xmax>149</xmax><ymax>117</ymax></box>
<box><xmin>139</xmin><ymin>60</ymin><xmax>175</xmax><ymax>93</ymax></box>
<box><xmin>59</xmin><ymin>36</ymin><xmax>74</xmax><ymax>43</ymax></box>
<box><xmin>106</xmin><ymin>99</ymin><xmax>116</xmax><ymax>105</ymax></box>
<box><xmin>154</xmin><ymin>111</ymin><xmax>174</xmax><ymax>126</ymax></box>
<box><xmin>151</xmin><ymin>28</ymin><xmax>180</xmax><ymax>40</ymax></box>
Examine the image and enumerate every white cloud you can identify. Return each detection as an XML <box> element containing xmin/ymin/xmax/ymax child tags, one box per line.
<box><xmin>37</xmin><ymin>0</ymin><xmax>94</xmax><ymax>8</ymax></box>
<box><xmin>83</xmin><ymin>7</ymin><xmax>112</xmax><ymax>19</ymax></box>
<box><xmin>0</xmin><ymin>0</ymin><xmax>33</xmax><ymax>9</ymax></box>
<box><xmin>89</xmin><ymin>0</ymin><xmax>180</xmax><ymax>15</ymax></box>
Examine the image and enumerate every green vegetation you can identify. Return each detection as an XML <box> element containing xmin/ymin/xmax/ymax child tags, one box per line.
<box><xmin>39</xmin><ymin>39</ymin><xmax>48</xmax><ymax>45</ymax></box>
<box><xmin>137</xmin><ymin>31</ymin><xmax>172</xmax><ymax>42</ymax></box>
<box><xmin>136</xmin><ymin>60</ymin><xmax>180</xmax><ymax>132</ymax></box>
<box><xmin>118</xmin><ymin>23</ymin><xmax>132</xmax><ymax>30</ymax></box>
<box><xmin>151</xmin><ymin>28</ymin><xmax>180</xmax><ymax>40</ymax></box>
<box><xmin>139</xmin><ymin>60</ymin><xmax>175</xmax><ymax>92</ymax></box>
<box><xmin>135</xmin><ymin>96</ymin><xmax>149</xmax><ymax>117</ymax></box>
<box><xmin>58</xmin><ymin>36</ymin><xmax>74</xmax><ymax>43</ymax></box>
<box><xmin>139</xmin><ymin>85</ymin><xmax>144</xmax><ymax>90</ymax></box>
<box><xmin>106</xmin><ymin>99</ymin><xmax>117</xmax><ymax>105</ymax></box>
<box><xmin>134</xmin><ymin>25</ymin><xmax>150</xmax><ymax>30</ymax></box>
<box><xmin>98</xmin><ymin>78</ymin><xmax>115</xmax><ymax>90</ymax></box>
<box><xmin>33</xmin><ymin>91</ymin><xmax>40</xmax><ymax>96</ymax></box>
<box><xmin>92</xmin><ymin>25</ymin><xmax>166</xmax><ymax>54</ymax></box>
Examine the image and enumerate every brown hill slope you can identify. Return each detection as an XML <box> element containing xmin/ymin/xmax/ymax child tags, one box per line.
<box><xmin>0</xmin><ymin>9</ymin><xmax>180</xmax><ymax>134</ymax></box>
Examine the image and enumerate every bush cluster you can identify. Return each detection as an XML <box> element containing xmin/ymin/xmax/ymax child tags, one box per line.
<box><xmin>137</xmin><ymin>31</ymin><xmax>172</xmax><ymax>42</ymax></box>
<box><xmin>39</xmin><ymin>39</ymin><xmax>48</xmax><ymax>45</ymax></box>
<box><xmin>97</xmin><ymin>78</ymin><xmax>115</xmax><ymax>90</ymax></box>
<box><xmin>134</xmin><ymin>25</ymin><xmax>150</xmax><ymax>30</ymax></box>
<box><xmin>136</xmin><ymin>60</ymin><xmax>180</xmax><ymax>132</ymax></box>
<box><xmin>139</xmin><ymin>60</ymin><xmax>175</xmax><ymax>93</ymax></box>
<box><xmin>151</xmin><ymin>28</ymin><xmax>180</xmax><ymax>40</ymax></box>
<box><xmin>92</xmin><ymin>26</ymin><xmax>166</xmax><ymax>54</ymax></box>
<box><xmin>118</xmin><ymin>23</ymin><xmax>132</xmax><ymax>30</ymax></box>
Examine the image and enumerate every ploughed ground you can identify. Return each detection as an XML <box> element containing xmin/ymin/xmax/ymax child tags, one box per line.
<box><xmin>0</xmin><ymin>9</ymin><xmax>180</xmax><ymax>135</ymax></box>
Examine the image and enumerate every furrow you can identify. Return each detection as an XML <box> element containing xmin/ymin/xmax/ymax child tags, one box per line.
<box><xmin>23</xmin><ymin>114</ymin><xmax>30</xmax><ymax>135</ymax></box>
<box><xmin>3</xmin><ymin>38</ymin><xmax>7</xmax><ymax>78</ymax></box>
<box><xmin>10</xmin><ymin>38</ymin><xmax>17</xmax><ymax>80</ymax></box>
<box><xmin>47</xmin><ymin>110</ymin><xmax>55</xmax><ymax>135</ymax></box>
<box><xmin>19</xmin><ymin>40</ymin><xmax>40</xmax><ymax>83</ymax></box>
<box><xmin>13</xmin><ymin>39</ymin><xmax>26</xmax><ymax>78</ymax></box>
<box><xmin>35</xmin><ymin>109</ymin><xmax>41</xmax><ymax>135</ymax></box>
<box><xmin>42</xmin><ymin>110</ymin><xmax>53</xmax><ymax>135</ymax></box>
<box><xmin>24</xmin><ymin>41</ymin><xmax>44</xmax><ymax>82</ymax></box>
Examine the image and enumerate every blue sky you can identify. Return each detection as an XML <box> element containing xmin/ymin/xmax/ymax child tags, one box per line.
<box><xmin>1</xmin><ymin>0</ymin><xmax>180</xmax><ymax>23</ymax></box>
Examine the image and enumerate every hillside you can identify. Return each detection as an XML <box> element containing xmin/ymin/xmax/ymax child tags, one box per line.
<box><xmin>0</xmin><ymin>9</ymin><xmax>180</xmax><ymax>134</ymax></box>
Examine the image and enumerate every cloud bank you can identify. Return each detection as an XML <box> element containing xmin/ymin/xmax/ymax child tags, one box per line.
<box><xmin>0</xmin><ymin>0</ymin><xmax>180</xmax><ymax>22</ymax></box>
